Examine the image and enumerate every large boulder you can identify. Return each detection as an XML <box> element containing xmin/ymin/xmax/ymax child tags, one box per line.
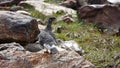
<box><xmin>19</xmin><ymin>0</ymin><xmax>76</xmax><ymax>16</ymax></box>
<box><xmin>0</xmin><ymin>0</ymin><xmax>23</xmax><ymax>6</ymax></box>
<box><xmin>0</xmin><ymin>11</ymin><xmax>39</xmax><ymax>44</ymax></box>
<box><xmin>0</xmin><ymin>42</ymin><xmax>95</xmax><ymax>68</ymax></box>
<box><xmin>77</xmin><ymin>4</ymin><xmax>120</xmax><ymax>35</ymax></box>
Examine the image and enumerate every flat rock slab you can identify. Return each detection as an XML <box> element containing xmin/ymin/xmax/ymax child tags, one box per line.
<box><xmin>0</xmin><ymin>11</ymin><xmax>39</xmax><ymax>44</ymax></box>
<box><xmin>0</xmin><ymin>42</ymin><xmax>95</xmax><ymax>68</ymax></box>
<box><xmin>20</xmin><ymin>1</ymin><xmax>76</xmax><ymax>16</ymax></box>
<box><xmin>77</xmin><ymin>4</ymin><xmax>120</xmax><ymax>34</ymax></box>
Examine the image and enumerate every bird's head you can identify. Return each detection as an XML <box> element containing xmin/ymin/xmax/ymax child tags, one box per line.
<box><xmin>48</xmin><ymin>17</ymin><xmax>56</xmax><ymax>23</ymax></box>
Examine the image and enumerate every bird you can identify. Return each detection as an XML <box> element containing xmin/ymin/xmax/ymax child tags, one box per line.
<box><xmin>107</xmin><ymin>0</ymin><xmax>120</xmax><ymax>4</ymax></box>
<box><xmin>37</xmin><ymin>17</ymin><xmax>58</xmax><ymax>54</ymax></box>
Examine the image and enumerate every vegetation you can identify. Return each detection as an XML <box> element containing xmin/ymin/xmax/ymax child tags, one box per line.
<box><xmin>44</xmin><ymin>0</ymin><xmax>65</xmax><ymax>3</ymax></box>
<box><xmin>23</xmin><ymin>1</ymin><xmax>120</xmax><ymax>68</ymax></box>
<box><xmin>54</xmin><ymin>21</ymin><xmax>120</xmax><ymax>68</ymax></box>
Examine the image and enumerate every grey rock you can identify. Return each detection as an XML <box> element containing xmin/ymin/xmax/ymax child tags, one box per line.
<box><xmin>59</xmin><ymin>40</ymin><xmax>84</xmax><ymax>55</ymax></box>
<box><xmin>19</xmin><ymin>0</ymin><xmax>76</xmax><ymax>16</ymax></box>
<box><xmin>59</xmin><ymin>0</ymin><xmax>78</xmax><ymax>10</ymax></box>
<box><xmin>107</xmin><ymin>0</ymin><xmax>120</xmax><ymax>4</ymax></box>
<box><xmin>0</xmin><ymin>11</ymin><xmax>39</xmax><ymax>44</ymax></box>
<box><xmin>24</xmin><ymin>43</ymin><xmax>43</xmax><ymax>52</ymax></box>
<box><xmin>0</xmin><ymin>42</ymin><xmax>25</xmax><ymax>52</ymax></box>
<box><xmin>0</xmin><ymin>42</ymin><xmax>95</xmax><ymax>68</ymax></box>
<box><xmin>88</xmin><ymin>0</ymin><xmax>107</xmax><ymax>4</ymax></box>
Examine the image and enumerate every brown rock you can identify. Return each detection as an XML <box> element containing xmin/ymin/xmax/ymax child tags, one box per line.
<box><xmin>0</xmin><ymin>42</ymin><xmax>95</xmax><ymax>68</ymax></box>
<box><xmin>76</xmin><ymin>0</ymin><xmax>107</xmax><ymax>8</ymax></box>
<box><xmin>62</xmin><ymin>14</ymin><xmax>75</xmax><ymax>24</ymax></box>
<box><xmin>59</xmin><ymin>0</ymin><xmax>78</xmax><ymax>10</ymax></box>
<box><xmin>0</xmin><ymin>6</ymin><xmax>10</xmax><ymax>10</ymax></box>
<box><xmin>87</xmin><ymin>0</ymin><xmax>107</xmax><ymax>4</ymax></box>
<box><xmin>76</xmin><ymin>0</ymin><xmax>88</xmax><ymax>6</ymax></box>
<box><xmin>0</xmin><ymin>11</ymin><xmax>39</xmax><ymax>44</ymax></box>
<box><xmin>58</xmin><ymin>14</ymin><xmax>75</xmax><ymax>24</ymax></box>
<box><xmin>60</xmin><ymin>0</ymin><xmax>107</xmax><ymax>10</ymax></box>
<box><xmin>77</xmin><ymin>4</ymin><xmax>120</xmax><ymax>34</ymax></box>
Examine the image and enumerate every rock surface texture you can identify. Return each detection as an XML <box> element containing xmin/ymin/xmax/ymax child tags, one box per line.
<box><xmin>107</xmin><ymin>0</ymin><xmax>120</xmax><ymax>4</ymax></box>
<box><xmin>59</xmin><ymin>0</ymin><xmax>78</xmax><ymax>10</ymax></box>
<box><xmin>87</xmin><ymin>0</ymin><xmax>107</xmax><ymax>4</ymax></box>
<box><xmin>77</xmin><ymin>4</ymin><xmax>120</xmax><ymax>34</ymax></box>
<box><xmin>20</xmin><ymin>0</ymin><xmax>76</xmax><ymax>16</ymax></box>
<box><xmin>0</xmin><ymin>0</ymin><xmax>23</xmax><ymax>6</ymax></box>
<box><xmin>0</xmin><ymin>11</ymin><xmax>39</xmax><ymax>44</ymax></box>
<box><xmin>0</xmin><ymin>42</ymin><xmax>95</xmax><ymax>68</ymax></box>
<box><xmin>60</xmin><ymin>0</ymin><xmax>107</xmax><ymax>10</ymax></box>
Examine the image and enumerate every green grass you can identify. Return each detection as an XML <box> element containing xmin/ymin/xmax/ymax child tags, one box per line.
<box><xmin>54</xmin><ymin>21</ymin><xmax>120</xmax><ymax>68</ymax></box>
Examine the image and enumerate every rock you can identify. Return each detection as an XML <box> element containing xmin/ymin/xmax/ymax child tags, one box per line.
<box><xmin>24</xmin><ymin>43</ymin><xmax>43</xmax><ymax>52</ymax></box>
<box><xmin>0</xmin><ymin>11</ymin><xmax>40</xmax><ymax>44</ymax></box>
<box><xmin>113</xmin><ymin>53</ymin><xmax>120</xmax><ymax>68</ymax></box>
<box><xmin>0</xmin><ymin>6</ymin><xmax>10</xmax><ymax>10</ymax></box>
<box><xmin>76</xmin><ymin>0</ymin><xmax>88</xmax><ymax>6</ymax></box>
<box><xmin>77</xmin><ymin>4</ymin><xmax>120</xmax><ymax>35</ymax></box>
<box><xmin>107</xmin><ymin>0</ymin><xmax>120</xmax><ymax>4</ymax></box>
<box><xmin>60</xmin><ymin>0</ymin><xmax>107</xmax><ymax>10</ymax></box>
<box><xmin>0</xmin><ymin>42</ymin><xmax>25</xmax><ymax>52</ymax></box>
<box><xmin>57</xmin><ymin>14</ymin><xmax>75</xmax><ymax>24</ymax></box>
<box><xmin>0</xmin><ymin>0</ymin><xmax>23</xmax><ymax>6</ymax></box>
<box><xmin>59</xmin><ymin>0</ymin><xmax>78</xmax><ymax>10</ymax></box>
<box><xmin>60</xmin><ymin>0</ymin><xmax>88</xmax><ymax>10</ymax></box>
<box><xmin>16</xmin><ymin>10</ymin><xmax>31</xmax><ymax>15</ymax></box>
<box><xmin>0</xmin><ymin>42</ymin><xmax>95</xmax><ymax>68</ymax></box>
<box><xmin>38</xmin><ymin>24</ymin><xmax>46</xmax><ymax>31</ymax></box>
<box><xmin>88</xmin><ymin>0</ymin><xmax>107</xmax><ymax>4</ymax></box>
<box><xmin>62</xmin><ymin>14</ymin><xmax>75</xmax><ymax>23</ymax></box>
<box><xmin>19</xmin><ymin>0</ymin><xmax>76</xmax><ymax>16</ymax></box>
<box><xmin>59</xmin><ymin>40</ymin><xmax>84</xmax><ymax>55</ymax></box>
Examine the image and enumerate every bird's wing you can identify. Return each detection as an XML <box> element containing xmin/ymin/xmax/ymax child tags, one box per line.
<box><xmin>38</xmin><ymin>31</ymin><xmax>57</xmax><ymax>46</ymax></box>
